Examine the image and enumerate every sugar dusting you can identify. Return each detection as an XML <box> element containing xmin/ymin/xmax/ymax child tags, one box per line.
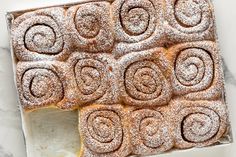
<box><xmin>9</xmin><ymin>0</ymin><xmax>230</xmax><ymax>157</ymax></box>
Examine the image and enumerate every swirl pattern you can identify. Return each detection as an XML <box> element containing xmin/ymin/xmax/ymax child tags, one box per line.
<box><xmin>119</xmin><ymin>48</ymin><xmax>172</xmax><ymax>107</ymax></box>
<box><xmin>165</xmin><ymin>0</ymin><xmax>214</xmax><ymax>42</ymax></box>
<box><xmin>12</xmin><ymin>8</ymin><xmax>69</xmax><ymax>61</ymax></box>
<box><xmin>169</xmin><ymin>41</ymin><xmax>223</xmax><ymax>100</ymax></box>
<box><xmin>16</xmin><ymin>62</ymin><xmax>64</xmax><ymax>110</ymax></box>
<box><xmin>66</xmin><ymin>2</ymin><xmax>114</xmax><ymax>52</ymax></box>
<box><xmin>175</xmin><ymin>48</ymin><xmax>213</xmax><ymax>87</ymax></box>
<box><xmin>79</xmin><ymin>105</ymin><xmax>130</xmax><ymax>157</ymax></box>
<box><xmin>113</xmin><ymin>0</ymin><xmax>156</xmax><ymax>42</ymax></box>
<box><xmin>68</xmin><ymin>53</ymin><xmax>116</xmax><ymax>105</ymax></box>
<box><xmin>130</xmin><ymin>108</ymin><xmax>174</xmax><ymax>155</ymax></box>
<box><xmin>112</xmin><ymin>0</ymin><xmax>164</xmax><ymax>56</ymax></box>
<box><xmin>170</xmin><ymin>100</ymin><xmax>228</xmax><ymax>148</ymax></box>
<box><xmin>181</xmin><ymin>108</ymin><xmax>219</xmax><ymax>143</ymax></box>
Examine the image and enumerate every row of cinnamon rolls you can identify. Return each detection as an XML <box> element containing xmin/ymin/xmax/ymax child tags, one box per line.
<box><xmin>78</xmin><ymin>101</ymin><xmax>228</xmax><ymax>157</ymax></box>
<box><xmin>16</xmin><ymin>41</ymin><xmax>224</xmax><ymax>110</ymax></box>
<box><xmin>11</xmin><ymin>0</ymin><xmax>215</xmax><ymax>60</ymax></box>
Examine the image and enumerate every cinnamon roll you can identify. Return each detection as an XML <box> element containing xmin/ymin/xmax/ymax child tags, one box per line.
<box><xmin>11</xmin><ymin>8</ymin><xmax>70</xmax><ymax>61</ymax></box>
<box><xmin>129</xmin><ymin>107</ymin><xmax>174</xmax><ymax>155</ymax></box>
<box><xmin>165</xmin><ymin>0</ymin><xmax>215</xmax><ymax>44</ymax></box>
<box><xmin>169</xmin><ymin>99</ymin><xmax>228</xmax><ymax>148</ymax></box>
<box><xmin>79</xmin><ymin>104</ymin><xmax>131</xmax><ymax>157</ymax></box>
<box><xmin>118</xmin><ymin>48</ymin><xmax>172</xmax><ymax>107</ymax></box>
<box><xmin>66</xmin><ymin>2</ymin><xmax>114</xmax><ymax>53</ymax></box>
<box><xmin>67</xmin><ymin>52</ymin><xmax>118</xmax><ymax>105</ymax></box>
<box><xmin>112</xmin><ymin>0</ymin><xmax>165</xmax><ymax>56</ymax></box>
<box><xmin>16</xmin><ymin>61</ymin><xmax>78</xmax><ymax>110</ymax></box>
<box><xmin>168</xmin><ymin>41</ymin><xmax>224</xmax><ymax>100</ymax></box>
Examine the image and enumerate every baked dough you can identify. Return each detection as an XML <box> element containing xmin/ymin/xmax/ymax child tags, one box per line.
<box><xmin>9</xmin><ymin>0</ymin><xmax>230</xmax><ymax>156</ymax></box>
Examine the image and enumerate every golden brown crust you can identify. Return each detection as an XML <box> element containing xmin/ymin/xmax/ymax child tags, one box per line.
<box><xmin>65</xmin><ymin>2</ymin><xmax>114</xmax><ymax>53</ymax></box>
<box><xmin>67</xmin><ymin>52</ymin><xmax>119</xmax><ymax>106</ymax></box>
<box><xmin>118</xmin><ymin>48</ymin><xmax>172</xmax><ymax>107</ymax></box>
<box><xmin>111</xmin><ymin>0</ymin><xmax>165</xmax><ymax>57</ymax></box>
<box><xmin>167</xmin><ymin>41</ymin><xmax>224</xmax><ymax>100</ymax></box>
<box><xmin>128</xmin><ymin>106</ymin><xmax>174</xmax><ymax>155</ymax></box>
<box><xmin>11</xmin><ymin>7</ymin><xmax>70</xmax><ymax>61</ymax></box>
<box><xmin>169</xmin><ymin>99</ymin><xmax>228</xmax><ymax>148</ymax></box>
<box><xmin>164</xmin><ymin>0</ymin><xmax>215</xmax><ymax>45</ymax></box>
<box><xmin>79</xmin><ymin>104</ymin><xmax>131</xmax><ymax>157</ymax></box>
<box><xmin>16</xmin><ymin>61</ymin><xmax>79</xmax><ymax>110</ymax></box>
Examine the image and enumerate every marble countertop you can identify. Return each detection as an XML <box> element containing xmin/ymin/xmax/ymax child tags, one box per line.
<box><xmin>0</xmin><ymin>0</ymin><xmax>236</xmax><ymax>157</ymax></box>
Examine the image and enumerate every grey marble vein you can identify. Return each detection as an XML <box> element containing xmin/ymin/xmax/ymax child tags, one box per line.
<box><xmin>0</xmin><ymin>47</ymin><xmax>10</xmax><ymax>52</ymax></box>
<box><xmin>222</xmin><ymin>59</ymin><xmax>236</xmax><ymax>86</ymax></box>
<box><xmin>0</xmin><ymin>146</ymin><xmax>13</xmax><ymax>157</ymax></box>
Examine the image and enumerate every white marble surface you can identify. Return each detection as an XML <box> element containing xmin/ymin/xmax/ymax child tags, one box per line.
<box><xmin>0</xmin><ymin>0</ymin><xmax>236</xmax><ymax>157</ymax></box>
